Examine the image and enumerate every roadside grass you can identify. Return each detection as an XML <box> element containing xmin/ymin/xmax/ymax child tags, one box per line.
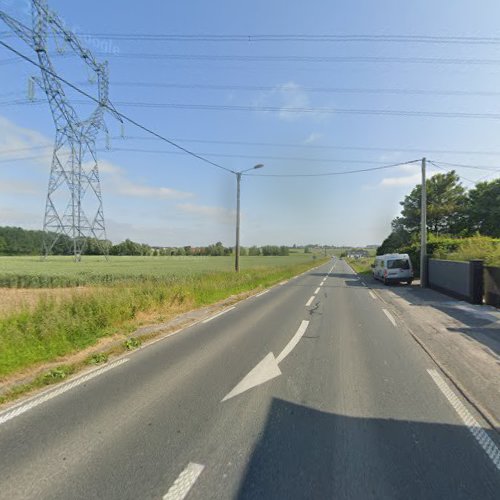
<box><xmin>346</xmin><ymin>257</ymin><xmax>373</xmax><ymax>275</ymax></box>
<box><xmin>0</xmin><ymin>257</ymin><xmax>327</xmax><ymax>385</ymax></box>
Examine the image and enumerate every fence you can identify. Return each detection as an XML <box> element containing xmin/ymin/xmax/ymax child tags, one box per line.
<box><xmin>427</xmin><ymin>258</ymin><xmax>500</xmax><ymax>307</ymax></box>
<box><xmin>427</xmin><ymin>259</ymin><xmax>483</xmax><ymax>304</ymax></box>
<box><xmin>484</xmin><ymin>266</ymin><xmax>500</xmax><ymax>308</ymax></box>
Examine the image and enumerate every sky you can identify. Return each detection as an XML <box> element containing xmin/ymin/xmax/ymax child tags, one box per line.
<box><xmin>1</xmin><ymin>0</ymin><xmax>500</xmax><ymax>247</ymax></box>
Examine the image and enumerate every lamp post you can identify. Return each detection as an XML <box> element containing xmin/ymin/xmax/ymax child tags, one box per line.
<box><xmin>235</xmin><ymin>164</ymin><xmax>264</xmax><ymax>272</ymax></box>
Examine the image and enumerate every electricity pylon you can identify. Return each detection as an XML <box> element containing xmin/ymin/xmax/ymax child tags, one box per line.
<box><xmin>0</xmin><ymin>0</ymin><xmax>121</xmax><ymax>259</ymax></box>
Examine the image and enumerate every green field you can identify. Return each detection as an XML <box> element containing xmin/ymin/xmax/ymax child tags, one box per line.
<box><xmin>0</xmin><ymin>254</ymin><xmax>320</xmax><ymax>288</ymax></box>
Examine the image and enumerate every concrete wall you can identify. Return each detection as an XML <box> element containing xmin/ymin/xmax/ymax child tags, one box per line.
<box><xmin>428</xmin><ymin>259</ymin><xmax>471</xmax><ymax>302</ymax></box>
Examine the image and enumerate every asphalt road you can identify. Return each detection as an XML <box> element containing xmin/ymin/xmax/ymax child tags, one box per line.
<box><xmin>0</xmin><ymin>258</ymin><xmax>499</xmax><ymax>499</ymax></box>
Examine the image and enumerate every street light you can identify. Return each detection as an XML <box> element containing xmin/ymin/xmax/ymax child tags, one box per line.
<box><xmin>235</xmin><ymin>164</ymin><xmax>264</xmax><ymax>272</ymax></box>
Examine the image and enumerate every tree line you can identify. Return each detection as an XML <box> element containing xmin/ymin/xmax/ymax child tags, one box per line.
<box><xmin>0</xmin><ymin>227</ymin><xmax>292</xmax><ymax>257</ymax></box>
<box><xmin>378</xmin><ymin>173</ymin><xmax>500</xmax><ymax>255</ymax></box>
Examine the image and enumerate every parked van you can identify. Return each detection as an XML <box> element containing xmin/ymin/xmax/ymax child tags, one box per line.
<box><xmin>372</xmin><ymin>253</ymin><xmax>414</xmax><ymax>285</ymax></box>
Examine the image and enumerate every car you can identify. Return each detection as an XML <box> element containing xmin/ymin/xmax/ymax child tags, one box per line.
<box><xmin>372</xmin><ymin>253</ymin><xmax>414</xmax><ymax>285</ymax></box>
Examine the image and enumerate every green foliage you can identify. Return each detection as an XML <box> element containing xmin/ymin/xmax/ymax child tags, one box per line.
<box><xmin>41</xmin><ymin>365</ymin><xmax>75</xmax><ymax>385</ymax></box>
<box><xmin>261</xmin><ymin>245</ymin><xmax>289</xmax><ymax>256</ymax></box>
<box><xmin>87</xmin><ymin>352</ymin><xmax>108</xmax><ymax>365</ymax></box>
<box><xmin>467</xmin><ymin>179</ymin><xmax>500</xmax><ymax>237</ymax></box>
<box><xmin>124</xmin><ymin>337</ymin><xmax>141</xmax><ymax>350</ymax></box>
<box><xmin>248</xmin><ymin>246</ymin><xmax>261</xmax><ymax>256</ymax></box>
<box><xmin>398</xmin><ymin>171</ymin><xmax>468</xmax><ymax>235</ymax></box>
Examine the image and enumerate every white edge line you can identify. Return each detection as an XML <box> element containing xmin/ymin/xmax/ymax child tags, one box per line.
<box><xmin>202</xmin><ymin>306</ymin><xmax>236</xmax><ymax>324</ymax></box>
<box><xmin>0</xmin><ymin>359</ymin><xmax>129</xmax><ymax>426</ymax></box>
<box><xmin>163</xmin><ymin>462</ymin><xmax>205</xmax><ymax>500</ymax></box>
<box><xmin>427</xmin><ymin>369</ymin><xmax>500</xmax><ymax>471</ymax></box>
<box><xmin>306</xmin><ymin>296</ymin><xmax>315</xmax><ymax>307</ymax></box>
<box><xmin>255</xmin><ymin>289</ymin><xmax>270</xmax><ymax>298</ymax></box>
<box><xmin>276</xmin><ymin>320</ymin><xmax>310</xmax><ymax>364</ymax></box>
<box><xmin>383</xmin><ymin>308</ymin><xmax>397</xmax><ymax>327</ymax></box>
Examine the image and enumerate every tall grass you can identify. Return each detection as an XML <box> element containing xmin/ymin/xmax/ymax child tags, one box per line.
<box><xmin>0</xmin><ymin>258</ymin><xmax>327</xmax><ymax>379</ymax></box>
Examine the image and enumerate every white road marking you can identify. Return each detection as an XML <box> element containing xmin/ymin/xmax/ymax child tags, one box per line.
<box><xmin>369</xmin><ymin>291</ymin><xmax>377</xmax><ymax>300</ymax></box>
<box><xmin>314</xmin><ymin>287</ymin><xmax>321</xmax><ymax>295</ymax></box>
<box><xmin>362</xmin><ymin>282</ymin><xmax>367</xmax><ymax>287</ymax></box>
<box><xmin>255</xmin><ymin>290</ymin><xmax>269</xmax><ymax>298</ymax></box>
<box><xmin>0</xmin><ymin>359</ymin><xmax>129</xmax><ymax>426</ymax></box>
<box><xmin>279</xmin><ymin>280</ymin><xmax>288</xmax><ymax>286</ymax></box>
<box><xmin>427</xmin><ymin>369</ymin><xmax>500</xmax><ymax>471</ymax></box>
<box><xmin>383</xmin><ymin>309</ymin><xmax>397</xmax><ymax>327</ymax></box>
<box><xmin>319</xmin><ymin>282</ymin><xmax>324</xmax><ymax>287</ymax></box>
<box><xmin>306</xmin><ymin>296</ymin><xmax>315</xmax><ymax>307</ymax></box>
<box><xmin>202</xmin><ymin>306</ymin><xmax>236</xmax><ymax>324</ymax></box>
<box><xmin>276</xmin><ymin>320</ymin><xmax>310</xmax><ymax>364</ymax></box>
<box><xmin>163</xmin><ymin>462</ymin><xmax>205</xmax><ymax>500</ymax></box>
<box><xmin>221</xmin><ymin>353</ymin><xmax>282</xmax><ymax>402</ymax></box>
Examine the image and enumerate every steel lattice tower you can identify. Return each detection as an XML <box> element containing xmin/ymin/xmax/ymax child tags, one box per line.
<box><xmin>0</xmin><ymin>0</ymin><xmax>120</xmax><ymax>259</ymax></box>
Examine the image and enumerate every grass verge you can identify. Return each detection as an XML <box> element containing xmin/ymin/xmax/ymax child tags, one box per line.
<box><xmin>346</xmin><ymin>257</ymin><xmax>373</xmax><ymax>275</ymax></box>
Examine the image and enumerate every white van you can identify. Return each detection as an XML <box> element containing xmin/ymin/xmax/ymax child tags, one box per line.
<box><xmin>372</xmin><ymin>253</ymin><xmax>414</xmax><ymax>285</ymax></box>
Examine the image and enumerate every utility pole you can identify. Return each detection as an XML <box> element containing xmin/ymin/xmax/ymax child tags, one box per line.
<box><xmin>235</xmin><ymin>172</ymin><xmax>242</xmax><ymax>272</ymax></box>
<box><xmin>420</xmin><ymin>157</ymin><xmax>427</xmax><ymax>287</ymax></box>
<box><xmin>234</xmin><ymin>164</ymin><xmax>264</xmax><ymax>272</ymax></box>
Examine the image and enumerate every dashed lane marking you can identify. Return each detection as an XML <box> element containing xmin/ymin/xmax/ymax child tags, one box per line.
<box><xmin>163</xmin><ymin>463</ymin><xmax>205</xmax><ymax>500</ymax></box>
<box><xmin>306</xmin><ymin>296</ymin><xmax>315</xmax><ymax>307</ymax></box>
<box><xmin>383</xmin><ymin>309</ymin><xmax>397</xmax><ymax>327</ymax></box>
<box><xmin>314</xmin><ymin>287</ymin><xmax>321</xmax><ymax>295</ymax></box>
<box><xmin>0</xmin><ymin>359</ymin><xmax>129</xmax><ymax>426</ymax></box>
<box><xmin>202</xmin><ymin>306</ymin><xmax>236</xmax><ymax>324</ymax></box>
<box><xmin>427</xmin><ymin>369</ymin><xmax>500</xmax><ymax>471</ymax></box>
<box><xmin>369</xmin><ymin>291</ymin><xmax>377</xmax><ymax>300</ymax></box>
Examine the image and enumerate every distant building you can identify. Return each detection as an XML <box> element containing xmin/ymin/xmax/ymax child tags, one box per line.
<box><xmin>347</xmin><ymin>249</ymin><xmax>369</xmax><ymax>259</ymax></box>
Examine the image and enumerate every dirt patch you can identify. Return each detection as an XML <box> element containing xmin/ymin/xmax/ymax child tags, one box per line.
<box><xmin>0</xmin><ymin>287</ymin><xmax>91</xmax><ymax>316</ymax></box>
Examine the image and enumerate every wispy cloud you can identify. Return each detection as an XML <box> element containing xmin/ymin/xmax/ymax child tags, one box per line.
<box><xmin>176</xmin><ymin>203</ymin><xmax>235</xmax><ymax>224</ymax></box>
<box><xmin>303</xmin><ymin>132</ymin><xmax>323</xmax><ymax>144</ymax></box>
<box><xmin>253</xmin><ymin>81</ymin><xmax>323</xmax><ymax>122</ymax></box>
<box><xmin>99</xmin><ymin>161</ymin><xmax>194</xmax><ymax>200</ymax></box>
<box><xmin>379</xmin><ymin>169</ymin><xmax>439</xmax><ymax>188</ymax></box>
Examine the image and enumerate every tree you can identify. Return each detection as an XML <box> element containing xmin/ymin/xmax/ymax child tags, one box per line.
<box><xmin>248</xmin><ymin>246</ymin><xmax>260</xmax><ymax>256</ymax></box>
<box><xmin>398</xmin><ymin>171</ymin><xmax>468</xmax><ymax>236</ymax></box>
<box><xmin>467</xmin><ymin>179</ymin><xmax>500</xmax><ymax>237</ymax></box>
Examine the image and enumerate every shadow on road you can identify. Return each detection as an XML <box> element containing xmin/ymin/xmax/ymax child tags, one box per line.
<box><xmin>237</xmin><ymin>398</ymin><xmax>499</xmax><ymax>500</ymax></box>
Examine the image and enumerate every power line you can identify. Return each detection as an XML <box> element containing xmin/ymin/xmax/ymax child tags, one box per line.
<box><xmin>244</xmin><ymin>159</ymin><xmax>421</xmax><ymax>177</ymax></box>
<box><xmin>0</xmin><ymin>40</ymin><xmax>235</xmax><ymax>175</ymax></box>
<box><xmin>71</xmin><ymin>33</ymin><xmax>500</xmax><ymax>45</ymax></box>
<box><xmin>102</xmin><ymin>81</ymin><xmax>500</xmax><ymax>98</ymax></box>
<box><xmin>8</xmin><ymin>98</ymin><xmax>500</xmax><ymax>121</ymax></box>
<box><xmin>91</xmin><ymin>52</ymin><xmax>500</xmax><ymax>66</ymax></box>
<box><xmin>4</xmin><ymin>138</ymin><xmax>500</xmax><ymax>162</ymax></box>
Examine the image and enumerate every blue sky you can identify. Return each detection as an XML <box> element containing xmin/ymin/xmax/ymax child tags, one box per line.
<box><xmin>1</xmin><ymin>0</ymin><xmax>500</xmax><ymax>247</ymax></box>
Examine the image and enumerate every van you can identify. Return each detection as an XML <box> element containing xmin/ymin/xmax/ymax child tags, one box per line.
<box><xmin>372</xmin><ymin>253</ymin><xmax>414</xmax><ymax>285</ymax></box>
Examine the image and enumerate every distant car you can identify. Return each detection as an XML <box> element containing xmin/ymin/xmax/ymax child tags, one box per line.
<box><xmin>372</xmin><ymin>253</ymin><xmax>414</xmax><ymax>285</ymax></box>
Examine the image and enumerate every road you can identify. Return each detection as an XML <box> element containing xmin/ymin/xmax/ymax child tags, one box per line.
<box><xmin>0</xmin><ymin>259</ymin><xmax>499</xmax><ymax>499</ymax></box>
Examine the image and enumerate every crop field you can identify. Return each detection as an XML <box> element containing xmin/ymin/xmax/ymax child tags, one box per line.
<box><xmin>0</xmin><ymin>254</ymin><xmax>319</xmax><ymax>288</ymax></box>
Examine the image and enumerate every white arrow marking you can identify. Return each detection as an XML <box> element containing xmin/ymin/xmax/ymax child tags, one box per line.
<box><xmin>276</xmin><ymin>320</ymin><xmax>310</xmax><ymax>364</ymax></box>
<box><xmin>221</xmin><ymin>352</ymin><xmax>282</xmax><ymax>402</ymax></box>
<box><xmin>222</xmin><ymin>320</ymin><xmax>310</xmax><ymax>402</ymax></box>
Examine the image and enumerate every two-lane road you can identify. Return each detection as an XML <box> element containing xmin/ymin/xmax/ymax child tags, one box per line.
<box><xmin>0</xmin><ymin>259</ymin><xmax>499</xmax><ymax>499</ymax></box>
